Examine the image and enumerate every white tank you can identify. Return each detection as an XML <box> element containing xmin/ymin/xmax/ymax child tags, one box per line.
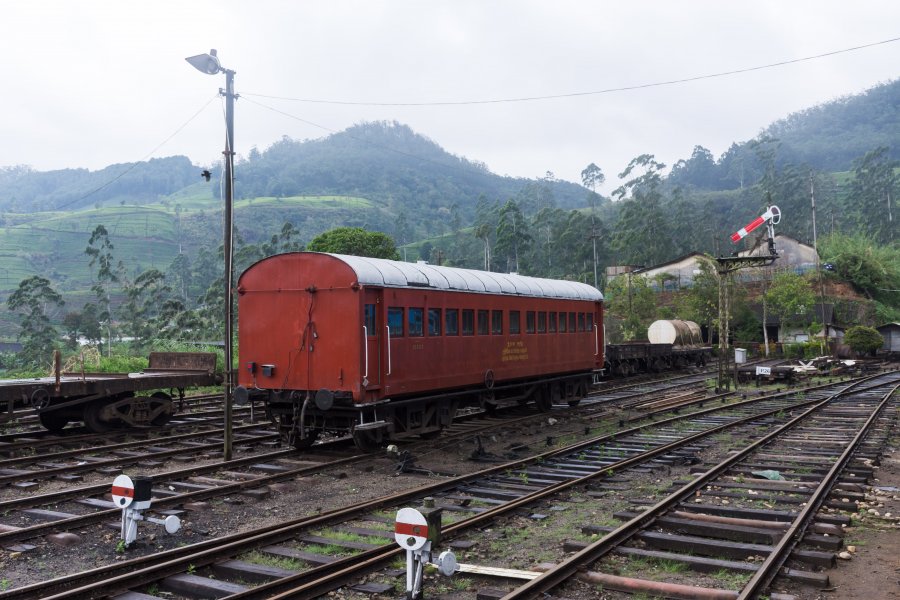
<box><xmin>647</xmin><ymin>319</ymin><xmax>702</xmax><ymax>346</ymax></box>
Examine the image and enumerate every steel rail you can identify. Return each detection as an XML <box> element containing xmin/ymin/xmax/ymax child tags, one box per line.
<box><xmin>2</xmin><ymin>373</ymin><xmax>883</xmax><ymax>599</ymax></box>
<box><xmin>131</xmin><ymin>375</ymin><xmax>889</xmax><ymax>600</ymax></box>
<box><xmin>501</xmin><ymin>371</ymin><xmax>899</xmax><ymax>598</ymax></box>
<box><xmin>0</xmin><ymin>426</ymin><xmax>277</xmax><ymax>485</ymax></box>
<box><xmin>0</xmin><ymin>422</ymin><xmax>276</xmax><ymax>469</ymax></box>
<box><xmin>234</xmin><ymin>374</ymin><xmax>880</xmax><ymax>599</ymax></box>
<box><xmin>737</xmin><ymin>380</ymin><xmax>899</xmax><ymax>599</ymax></box>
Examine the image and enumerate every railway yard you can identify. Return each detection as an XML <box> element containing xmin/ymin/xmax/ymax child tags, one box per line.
<box><xmin>0</xmin><ymin>364</ymin><xmax>897</xmax><ymax>600</ymax></box>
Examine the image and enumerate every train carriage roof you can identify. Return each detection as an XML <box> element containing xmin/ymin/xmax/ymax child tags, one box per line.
<box><xmin>326</xmin><ymin>253</ymin><xmax>603</xmax><ymax>301</ymax></box>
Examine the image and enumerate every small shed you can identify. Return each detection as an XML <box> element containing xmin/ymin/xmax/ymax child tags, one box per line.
<box><xmin>876</xmin><ymin>323</ymin><xmax>900</xmax><ymax>353</ymax></box>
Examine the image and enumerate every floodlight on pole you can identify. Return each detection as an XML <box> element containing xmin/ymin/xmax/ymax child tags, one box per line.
<box><xmin>186</xmin><ymin>48</ymin><xmax>237</xmax><ymax>461</ymax></box>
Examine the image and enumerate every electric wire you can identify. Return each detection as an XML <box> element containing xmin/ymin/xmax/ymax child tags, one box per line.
<box><xmin>242</xmin><ymin>36</ymin><xmax>900</xmax><ymax>107</ymax></box>
<box><xmin>53</xmin><ymin>94</ymin><xmax>220</xmax><ymax>211</ymax></box>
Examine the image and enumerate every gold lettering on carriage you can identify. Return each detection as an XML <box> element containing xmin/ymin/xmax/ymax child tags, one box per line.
<box><xmin>501</xmin><ymin>340</ymin><xmax>529</xmax><ymax>362</ymax></box>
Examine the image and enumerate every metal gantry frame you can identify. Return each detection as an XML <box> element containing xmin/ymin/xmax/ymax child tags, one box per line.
<box><xmin>713</xmin><ymin>204</ymin><xmax>782</xmax><ymax>390</ymax></box>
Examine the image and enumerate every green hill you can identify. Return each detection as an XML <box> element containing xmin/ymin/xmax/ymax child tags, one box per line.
<box><xmin>0</xmin><ymin>80</ymin><xmax>897</xmax><ymax>341</ymax></box>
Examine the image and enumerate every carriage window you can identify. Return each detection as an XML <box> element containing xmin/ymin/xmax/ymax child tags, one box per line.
<box><xmin>537</xmin><ymin>311</ymin><xmax>547</xmax><ymax>333</ymax></box>
<box><xmin>587</xmin><ymin>313</ymin><xmax>594</xmax><ymax>331</ymax></box>
<box><xmin>492</xmin><ymin>310</ymin><xmax>503</xmax><ymax>335</ymax></box>
<box><xmin>477</xmin><ymin>310</ymin><xmax>489</xmax><ymax>335</ymax></box>
<box><xmin>388</xmin><ymin>307</ymin><xmax>404</xmax><ymax>337</ymax></box>
<box><xmin>577</xmin><ymin>312</ymin><xmax>585</xmax><ymax>332</ymax></box>
<box><xmin>364</xmin><ymin>304</ymin><xmax>376</xmax><ymax>334</ymax></box>
<box><xmin>558</xmin><ymin>311</ymin><xmax>567</xmax><ymax>333</ymax></box>
<box><xmin>526</xmin><ymin>311</ymin><xmax>535</xmax><ymax>333</ymax></box>
<box><xmin>428</xmin><ymin>308</ymin><xmax>442</xmax><ymax>336</ymax></box>
<box><xmin>445</xmin><ymin>309</ymin><xmax>459</xmax><ymax>336</ymax></box>
<box><xmin>462</xmin><ymin>309</ymin><xmax>475</xmax><ymax>336</ymax></box>
<box><xmin>568</xmin><ymin>312</ymin><xmax>576</xmax><ymax>332</ymax></box>
<box><xmin>408</xmin><ymin>308</ymin><xmax>424</xmax><ymax>337</ymax></box>
<box><xmin>548</xmin><ymin>311</ymin><xmax>557</xmax><ymax>333</ymax></box>
<box><xmin>510</xmin><ymin>310</ymin><xmax>521</xmax><ymax>334</ymax></box>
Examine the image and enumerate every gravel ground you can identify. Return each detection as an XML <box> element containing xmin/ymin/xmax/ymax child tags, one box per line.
<box><xmin>1</xmin><ymin>404</ymin><xmax>897</xmax><ymax>600</ymax></box>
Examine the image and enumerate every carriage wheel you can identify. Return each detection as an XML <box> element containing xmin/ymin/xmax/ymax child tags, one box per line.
<box><xmin>352</xmin><ymin>427</ymin><xmax>383</xmax><ymax>453</ymax></box>
<box><xmin>83</xmin><ymin>401</ymin><xmax>112</xmax><ymax>433</ymax></box>
<box><xmin>292</xmin><ymin>429</ymin><xmax>319</xmax><ymax>449</ymax></box>
<box><xmin>534</xmin><ymin>386</ymin><xmax>553</xmax><ymax>413</ymax></box>
<box><xmin>568</xmin><ymin>380</ymin><xmax>586</xmax><ymax>407</ymax></box>
<box><xmin>150</xmin><ymin>391</ymin><xmax>174</xmax><ymax>426</ymax></box>
<box><xmin>39</xmin><ymin>411</ymin><xmax>68</xmax><ymax>432</ymax></box>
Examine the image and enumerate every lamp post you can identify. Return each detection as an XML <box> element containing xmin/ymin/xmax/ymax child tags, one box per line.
<box><xmin>186</xmin><ymin>49</ymin><xmax>237</xmax><ymax>461</ymax></box>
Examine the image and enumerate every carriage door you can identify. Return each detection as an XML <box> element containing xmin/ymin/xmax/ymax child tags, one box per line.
<box><xmin>363</xmin><ymin>289</ymin><xmax>382</xmax><ymax>390</ymax></box>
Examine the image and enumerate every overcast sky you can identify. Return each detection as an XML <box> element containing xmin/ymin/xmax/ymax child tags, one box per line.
<box><xmin>2</xmin><ymin>1</ymin><xmax>897</xmax><ymax>194</ymax></box>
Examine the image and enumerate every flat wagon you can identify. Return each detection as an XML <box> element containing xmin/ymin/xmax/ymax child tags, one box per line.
<box><xmin>0</xmin><ymin>352</ymin><xmax>218</xmax><ymax>432</ymax></box>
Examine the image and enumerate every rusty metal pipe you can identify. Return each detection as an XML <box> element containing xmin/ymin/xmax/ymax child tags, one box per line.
<box><xmin>672</xmin><ymin>510</ymin><xmax>842</xmax><ymax>536</ymax></box>
<box><xmin>572</xmin><ymin>570</ymin><xmax>797</xmax><ymax>600</ymax></box>
<box><xmin>575</xmin><ymin>570</ymin><xmax>739</xmax><ymax>599</ymax></box>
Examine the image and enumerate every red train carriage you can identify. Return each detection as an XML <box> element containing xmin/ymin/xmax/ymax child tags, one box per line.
<box><xmin>235</xmin><ymin>252</ymin><xmax>604</xmax><ymax>450</ymax></box>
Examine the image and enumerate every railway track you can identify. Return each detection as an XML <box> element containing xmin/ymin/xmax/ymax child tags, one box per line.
<box><xmin>0</xmin><ymin>369</ymin><xmax>728</xmax><ymax>546</ymax></box>
<box><xmin>2</xmin><ymin>372</ymin><xmax>893</xmax><ymax>599</ymax></box>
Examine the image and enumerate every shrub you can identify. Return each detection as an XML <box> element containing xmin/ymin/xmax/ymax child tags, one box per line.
<box><xmin>844</xmin><ymin>325</ymin><xmax>884</xmax><ymax>356</ymax></box>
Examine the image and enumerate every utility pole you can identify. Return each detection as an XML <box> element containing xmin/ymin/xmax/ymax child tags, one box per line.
<box><xmin>186</xmin><ymin>49</ymin><xmax>237</xmax><ymax>461</ymax></box>
<box><xmin>810</xmin><ymin>173</ymin><xmax>829</xmax><ymax>354</ymax></box>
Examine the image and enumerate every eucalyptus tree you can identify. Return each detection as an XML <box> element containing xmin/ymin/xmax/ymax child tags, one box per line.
<box><xmin>494</xmin><ymin>199</ymin><xmax>531</xmax><ymax>274</ymax></box>
<box><xmin>581</xmin><ymin>162</ymin><xmax>605</xmax><ymax>287</ymax></box>
<box><xmin>7</xmin><ymin>275</ymin><xmax>64</xmax><ymax>368</ymax></box>
<box><xmin>849</xmin><ymin>146</ymin><xmax>898</xmax><ymax>243</ymax></box>
<box><xmin>611</xmin><ymin>154</ymin><xmax>673</xmax><ymax>267</ymax></box>
<box><xmin>84</xmin><ymin>225</ymin><xmax>123</xmax><ymax>354</ymax></box>
<box><xmin>473</xmin><ymin>195</ymin><xmax>499</xmax><ymax>271</ymax></box>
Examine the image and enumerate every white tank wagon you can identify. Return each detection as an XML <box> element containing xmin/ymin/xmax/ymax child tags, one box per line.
<box><xmin>647</xmin><ymin>319</ymin><xmax>704</xmax><ymax>346</ymax></box>
<box><xmin>604</xmin><ymin>320</ymin><xmax>711</xmax><ymax>376</ymax></box>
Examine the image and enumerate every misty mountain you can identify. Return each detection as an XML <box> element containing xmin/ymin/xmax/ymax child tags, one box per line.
<box><xmin>667</xmin><ymin>79</ymin><xmax>899</xmax><ymax>191</ymax></box>
<box><xmin>0</xmin><ymin>122</ymin><xmax>590</xmax><ymax>221</ymax></box>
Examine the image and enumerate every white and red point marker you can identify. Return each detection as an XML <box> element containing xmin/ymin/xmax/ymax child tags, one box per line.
<box><xmin>395</xmin><ymin>507</ymin><xmax>428</xmax><ymax>551</ymax></box>
<box><xmin>111</xmin><ymin>474</ymin><xmax>135</xmax><ymax>508</ymax></box>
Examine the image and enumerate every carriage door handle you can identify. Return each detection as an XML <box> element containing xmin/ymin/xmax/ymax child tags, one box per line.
<box><xmin>362</xmin><ymin>326</ymin><xmax>368</xmax><ymax>378</ymax></box>
<box><xmin>594</xmin><ymin>324</ymin><xmax>599</xmax><ymax>356</ymax></box>
<box><xmin>385</xmin><ymin>325</ymin><xmax>392</xmax><ymax>375</ymax></box>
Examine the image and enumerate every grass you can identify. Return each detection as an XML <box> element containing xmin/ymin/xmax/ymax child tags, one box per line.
<box><xmin>302</xmin><ymin>543</ymin><xmax>354</xmax><ymax>556</ymax></box>
<box><xmin>709</xmin><ymin>568</ymin><xmax>751</xmax><ymax>588</ymax></box>
<box><xmin>242</xmin><ymin>550</ymin><xmax>306</xmax><ymax>571</ymax></box>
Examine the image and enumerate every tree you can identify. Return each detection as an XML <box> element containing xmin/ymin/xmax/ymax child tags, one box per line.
<box><xmin>473</xmin><ymin>195</ymin><xmax>498</xmax><ymax>270</ymax></box>
<box><xmin>611</xmin><ymin>155</ymin><xmax>673</xmax><ymax>266</ymax></box>
<box><xmin>819</xmin><ymin>232</ymin><xmax>900</xmax><ymax>302</ymax></box>
<box><xmin>848</xmin><ymin>146</ymin><xmax>898</xmax><ymax>243</ymax></box>
<box><xmin>419</xmin><ymin>241</ymin><xmax>433</xmax><ymax>263</ymax></box>
<box><xmin>676</xmin><ymin>260</ymin><xmax>718</xmax><ymax>343</ymax></box>
<box><xmin>84</xmin><ymin>225</ymin><xmax>122</xmax><ymax>354</ymax></box>
<box><xmin>7</xmin><ymin>275</ymin><xmax>64</xmax><ymax>368</ymax></box>
<box><xmin>668</xmin><ymin>145</ymin><xmax>717</xmax><ymax>189</ymax></box>
<box><xmin>166</xmin><ymin>252</ymin><xmax>193</xmax><ymax>305</ymax></box>
<box><xmin>844</xmin><ymin>325</ymin><xmax>883</xmax><ymax>356</ymax></box>
<box><xmin>121</xmin><ymin>269</ymin><xmax>171</xmax><ymax>347</ymax></box>
<box><xmin>494</xmin><ymin>200</ymin><xmax>531</xmax><ymax>273</ymax></box>
<box><xmin>61</xmin><ymin>305</ymin><xmax>102</xmax><ymax>349</ymax></box>
<box><xmin>581</xmin><ymin>163</ymin><xmax>605</xmax><ymax>288</ymax></box>
<box><xmin>307</xmin><ymin>227</ymin><xmax>400</xmax><ymax>259</ymax></box>
<box><xmin>764</xmin><ymin>271</ymin><xmax>815</xmax><ymax>339</ymax></box>
<box><xmin>604</xmin><ymin>274</ymin><xmax>656</xmax><ymax>341</ymax></box>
